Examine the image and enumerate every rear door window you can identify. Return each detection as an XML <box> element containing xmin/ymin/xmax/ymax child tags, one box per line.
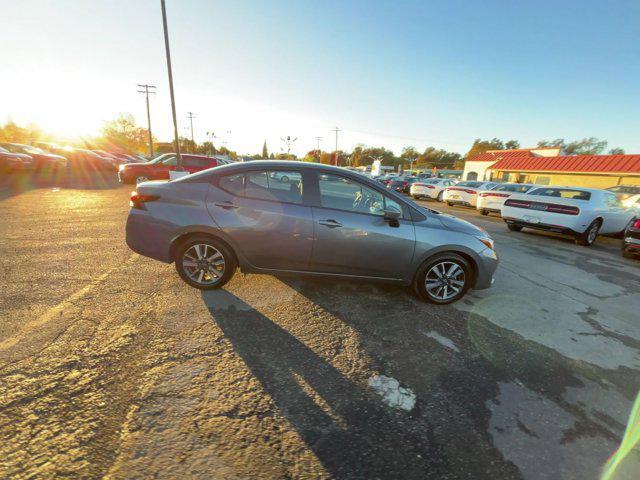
<box><xmin>218</xmin><ymin>170</ymin><xmax>303</xmax><ymax>204</ymax></box>
<box><xmin>528</xmin><ymin>188</ymin><xmax>591</xmax><ymax>200</ymax></box>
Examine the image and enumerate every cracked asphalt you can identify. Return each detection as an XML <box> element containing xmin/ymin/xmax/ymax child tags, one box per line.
<box><xmin>1</xmin><ymin>173</ymin><xmax>639</xmax><ymax>479</ymax></box>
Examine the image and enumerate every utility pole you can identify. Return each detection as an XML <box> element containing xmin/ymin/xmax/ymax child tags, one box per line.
<box><xmin>160</xmin><ymin>0</ymin><xmax>182</xmax><ymax>170</ymax></box>
<box><xmin>137</xmin><ymin>84</ymin><xmax>156</xmax><ymax>159</ymax></box>
<box><xmin>280</xmin><ymin>136</ymin><xmax>298</xmax><ymax>157</ymax></box>
<box><xmin>313</xmin><ymin>136</ymin><xmax>323</xmax><ymax>161</ymax></box>
<box><xmin>331</xmin><ymin>126</ymin><xmax>341</xmax><ymax>165</ymax></box>
<box><xmin>186</xmin><ymin>112</ymin><xmax>196</xmax><ymax>152</ymax></box>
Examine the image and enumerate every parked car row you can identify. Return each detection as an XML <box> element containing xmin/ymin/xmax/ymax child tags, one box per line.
<box><xmin>381</xmin><ymin>173</ymin><xmax>639</xmax><ymax>255</ymax></box>
<box><xmin>0</xmin><ymin>142</ymin><xmax>147</xmax><ymax>174</ymax></box>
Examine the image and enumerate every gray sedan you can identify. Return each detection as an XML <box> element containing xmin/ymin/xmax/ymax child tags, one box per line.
<box><xmin>125</xmin><ymin>162</ymin><xmax>498</xmax><ymax>304</ymax></box>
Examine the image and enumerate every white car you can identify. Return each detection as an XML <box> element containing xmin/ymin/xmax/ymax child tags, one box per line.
<box><xmin>410</xmin><ymin>178</ymin><xmax>455</xmax><ymax>201</ymax></box>
<box><xmin>501</xmin><ymin>186</ymin><xmax>636</xmax><ymax>246</ymax></box>
<box><xmin>476</xmin><ymin>183</ymin><xmax>535</xmax><ymax>216</ymax></box>
<box><xmin>622</xmin><ymin>193</ymin><xmax>640</xmax><ymax>209</ymax></box>
<box><xmin>443</xmin><ymin>181</ymin><xmax>500</xmax><ymax>207</ymax></box>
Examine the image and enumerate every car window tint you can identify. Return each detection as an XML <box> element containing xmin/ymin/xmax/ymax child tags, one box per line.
<box><xmin>528</xmin><ymin>188</ymin><xmax>591</xmax><ymax>200</ymax></box>
<box><xmin>162</xmin><ymin>156</ymin><xmax>178</xmax><ymax>166</ymax></box>
<box><xmin>219</xmin><ymin>173</ymin><xmax>245</xmax><ymax>195</ymax></box>
<box><xmin>604</xmin><ymin>193</ymin><xmax>621</xmax><ymax>207</ymax></box>
<box><xmin>245</xmin><ymin>170</ymin><xmax>303</xmax><ymax>204</ymax></box>
<box><xmin>319</xmin><ymin>174</ymin><xmax>388</xmax><ymax>216</ymax></box>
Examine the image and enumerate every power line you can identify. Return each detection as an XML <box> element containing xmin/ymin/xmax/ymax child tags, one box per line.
<box><xmin>313</xmin><ymin>136</ymin><xmax>323</xmax><ymax>151</ymax></box>
<box><xmin>137</xmin><ymin>84</ymin><xmax>156</xmax><ymax>158</ymax></box>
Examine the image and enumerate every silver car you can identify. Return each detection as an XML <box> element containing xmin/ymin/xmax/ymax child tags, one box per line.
<box><xmin>125</xmin><ymin>161</ymin><xmax>498</xmax><ymax>304</ymax></box>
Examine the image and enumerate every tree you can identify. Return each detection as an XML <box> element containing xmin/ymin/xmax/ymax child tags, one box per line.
<box><xmin>416</xmin><ymin>147</ymin><xmax>462</xmax><ymax>169</ymax></box>
<box><xmin>537</xmin><ymin>137</ymin><xmax>610</xmax><ymax>155</ymax></box>
<box><xmin>400</xmin><ymin>146</ymin><xmax>420</xmax><ymax>161</ymax></box>
<box><xmin>609</xmin><ymin>148</ymin><xmax>625</xmax><ymax>155</ymax></box>
<box><xmin>102</xmin><ymin>113</ymin><xmax>151</xmax><ymax>153</ymax></box>
<box><xmin>262</xmin><ymin>140</ymin><xmax>268</xmax><ymax>158</ymax></box>
<box><xmin>465</xmin><ymin>138</ymin><xmax>520</xmax><ymax>160</ymax></box>
<box><xmin>0</xmin><ymin>121</ymin><xmax>46</xmax><ymax>144</ymax></box>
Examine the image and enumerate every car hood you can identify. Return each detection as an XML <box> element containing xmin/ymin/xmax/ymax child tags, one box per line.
<box><xmin>433</xmin><ymin>210</ymin><xmax>488</xmax><ymax>237</ymax></box>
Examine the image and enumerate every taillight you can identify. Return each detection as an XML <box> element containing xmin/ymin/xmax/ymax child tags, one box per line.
<box><xmin>632</xmin><ymin>219</ymin><xmax>640</xmax><ymax>229</ymax></box>
<box><xmin>546</xmin><ymin>205</ymin><xmax>580</xmax><ymax>215</ymax></box>
<box><xmin>480</xmin><ymin>192</ymin><xmax>510</xmax><ymax>198</ymax></box>
<box><xmin>448</xmin><ymin>187</ymin><xmax>476</xmax><ymax>194</ymax></box>
<box><xmin>130</xmin><ymin>191</ymin><xmax>159</xmax><ymax>209</ymax></box>
<box><xmin>402</xmin><ymin>182</ymin><xmax>408</xmax><ymax>186</ymax></box>
<box><xmin>504</xmin><ymin>199</ymin><xmax>532</xmax><ymax>208</ymax></box>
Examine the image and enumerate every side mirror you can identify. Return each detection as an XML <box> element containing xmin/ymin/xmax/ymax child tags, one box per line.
<box><xmin>383</xmin><ymin>206</ymin><xmax>402</xmax><ymax>221</ymax></box>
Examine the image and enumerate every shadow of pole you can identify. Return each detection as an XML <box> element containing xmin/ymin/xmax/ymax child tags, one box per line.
<box><xmin>201</xmin><ymin>288</ymin><xmax>447</xmax><ymax>479</ymax></box>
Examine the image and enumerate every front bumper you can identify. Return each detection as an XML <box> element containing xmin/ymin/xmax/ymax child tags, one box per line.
<box><xmin>474</xmin><ymin>247</ymin><xmax>499</xmax><ymax>290</ymax></box>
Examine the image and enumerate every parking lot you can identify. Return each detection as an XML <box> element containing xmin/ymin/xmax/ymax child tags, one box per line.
<box><xmin>1</xmin><ymin>173</ymin><xmax>639</xmax><ymax>479</ymax></box>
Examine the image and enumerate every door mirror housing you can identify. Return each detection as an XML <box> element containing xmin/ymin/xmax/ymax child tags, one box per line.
<box><xmin>383</xmin><ymin>206</ymin><xmax>402</xmax><ymax>221</ymax></box>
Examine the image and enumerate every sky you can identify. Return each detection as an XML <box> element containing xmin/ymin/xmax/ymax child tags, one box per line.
<box><xmin>1</xmin><ymin>0</ymin><xmax>639</xmax><ymax>157</ymax></box>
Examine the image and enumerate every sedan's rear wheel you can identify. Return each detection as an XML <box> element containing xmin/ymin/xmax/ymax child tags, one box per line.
<box><xmin>480</xmin><ymin>209</ymin><xmax>489</xmax><ymax>216</ymax></box>
<box><xmin>437</xmin><ymin>191</ymin><xmax>443</xmax><ymax>202</ymax></box>
<box><xmin>576</xmin><ymin>219</ymin><xmax>601</xmax><ymax>246</ymax></box>
<box><xmin>507</xmin><ymin>223</ymin><xmax>522</xmax><ymax>232</ymax></box>
<box><xmin>414</xmin><ymin>253</ymin><xmax>471</xmax><ymax>304</ymax></box>
<box><xmin>136</xmin><ymin>176</ymin><xmax>150</xmax><ymax>184</ymax></box>
<box><xmin>175</xmin><ymin>236</ymin><xmax>236</xmax><ymax>289</ymax></box>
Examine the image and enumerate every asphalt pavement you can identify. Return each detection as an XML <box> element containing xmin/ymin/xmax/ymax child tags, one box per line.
<box><xmin>0</xmin><ymin>174</ymin><xmax>638</xmax><ymax>479</ymax></box>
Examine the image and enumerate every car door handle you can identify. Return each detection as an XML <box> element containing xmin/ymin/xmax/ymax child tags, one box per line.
<box><xmin>214</xmin><ymin>201</ymin><xmax>238</xmax><ymax>210</ymax></box>
<box><xmin>318</xmin><ymin>219</ymin><xmax>343</xmax><ymax>228</ymax></box>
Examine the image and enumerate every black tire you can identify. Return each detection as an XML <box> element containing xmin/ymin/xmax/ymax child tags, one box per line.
<box><xmin>280</xmin><ymin>175</ymin><xmax>289</xmax><ymax>183</ymax></box>
<box><xmin>576</xmin><ymin>219</ymin><xmax>601</xmax><ymax>246</ymax></box>
<box><xmin>437</xmin><ymin>191</ymin><xmax>443</xmax><ymax>202</ymax></box>
<box><xmin>507</xmin><ymin>223</ymin><xmax>522</xmax><ymax>232</ymax></box>
<box><xmin>447</xmin><ymin>201</ymin><xmax>454</xmax><ymax>206</ymax></box>
<box><xmin>136</xmin><ymin>175</ymin><xmax>150</xmax><ymax>184</ymax></box>
<box><xmin>412</xmin><ymin>195</ymin><xmax>420</xmax><ymax>200</ymax></box>
<box><xmin>413</xmin><ymin>253</ymin><xmax>472</xmax><ymax>305</ymax></box>
<box><xmin>480</xmin><ymin>209</ymin><xmax>489</xmax><ymax>216</ymax></box>
<box><xmin>175</xmin><ymin>236</ymin><xmax>237</xmax><ymax>290</ymax></box>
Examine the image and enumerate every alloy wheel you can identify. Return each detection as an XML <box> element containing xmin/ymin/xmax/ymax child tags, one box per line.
<box><xmin>424</xmin><ymin>261</ymin><xmax>466</xmax><ymax>301</ymax></box>
<box><xmin>182</xmin><ymin>243</ymin><xmax>225</xmax><ymax>285</ymax></box>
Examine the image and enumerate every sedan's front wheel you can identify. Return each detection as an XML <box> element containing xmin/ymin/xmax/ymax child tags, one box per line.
<box><xmin>175</xmin><ymin>236</ymin><xmax>237</xmax><ymax>289</ymax></box>
<box><xmin>414</xmin><ymin>253</ymin><xmax>472</xmax><ymax>304</ymax></box>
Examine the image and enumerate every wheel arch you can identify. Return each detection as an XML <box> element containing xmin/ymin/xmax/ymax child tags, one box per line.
<box><xmin>170</xmin><ymin>230</ymin><xmax>239</xmax><ymax>267</ymax></box>
<box><xmin>412</xmin><ymin>247</ymin><xmax>479</xmax><ymax>288</ymax></box>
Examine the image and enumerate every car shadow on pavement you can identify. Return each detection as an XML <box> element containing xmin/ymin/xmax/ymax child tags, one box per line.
<box><xmin>201</xmin><ymin>288</ymin><xmax>448</xmax><ymax>479</ymax></box>
<box><xmin>0</xmin><ymin>170</ymin><xmax>121</xmax><ymax>201</ymax></box>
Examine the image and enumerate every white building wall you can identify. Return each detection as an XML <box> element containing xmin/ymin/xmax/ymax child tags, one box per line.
<box><xmin>462</xmin><ymin>160</ymin><xmax>497</xmax><ymax>181</ymax></box>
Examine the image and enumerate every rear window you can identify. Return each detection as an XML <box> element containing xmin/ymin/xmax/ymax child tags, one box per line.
<box><xmin>458</xmin><ymin>181</ymin><xmax>483</xmax><ymax>188</ymax></box>
<box><xmin>528</xmin><ymin>188</ymin><xmax>591</xmax><ymax>200</ymax></box>
<box><xmin>494</xmin><ymin>184</ymin><xmax>533</xmax><ymax>193</ymax></box>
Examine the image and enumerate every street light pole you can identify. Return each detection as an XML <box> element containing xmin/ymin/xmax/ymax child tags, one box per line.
<box><xmin>160</xmin><ymin>0</ymin><xmax>182</xmax><ymax>170</ymax></box>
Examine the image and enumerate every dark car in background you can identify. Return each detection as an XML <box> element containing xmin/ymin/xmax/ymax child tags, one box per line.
<box><xmin>387</xmin><ymin>177</ymin><xmax>418</xmax><ymax>194</ymax></box>
<box><xmin>0</xmin><ymin>143</ymin><xmax>67</xmax><ymax>171</ymax></box>
<box><xmin>118</xmin><ymin>153</ymin><xmax>224</xmax><ymax>184</ymax></box>
<box><xmin>622</xmin><ymin>217</ymin><xmax>640</xmax><ymax>258</ymax></box>
<box><xmin>0</xmin><ymin>146</ymin><xmax>33</xmax><ymax>172</ymax></box>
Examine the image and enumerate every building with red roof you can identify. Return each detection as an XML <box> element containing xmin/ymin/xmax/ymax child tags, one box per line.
<box><xmin>462</xmin><ymin>147</ymin><xmax>640</xmax><ymax>189</ymax></box>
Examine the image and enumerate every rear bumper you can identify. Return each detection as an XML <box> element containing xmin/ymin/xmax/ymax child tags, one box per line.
<box><xmin>125</xmin><ymin>209</ymin><xmax>173</xmax><ymax>262</ymax></box>
<box><xmin>503</xmin><ymin>217</ymin><xmax>578</xmax><ymax>235</ymax></box>
<box><xmin>623</xmin><ymin>230</ymin><xmax>640</xmax><ymax>252</ymax></box>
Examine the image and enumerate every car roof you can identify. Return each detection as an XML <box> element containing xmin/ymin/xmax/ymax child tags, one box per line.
<box><xmin>529</xmin><ymin>186</ymin><xmax>607</xmax><ymax>193</ymax></box>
